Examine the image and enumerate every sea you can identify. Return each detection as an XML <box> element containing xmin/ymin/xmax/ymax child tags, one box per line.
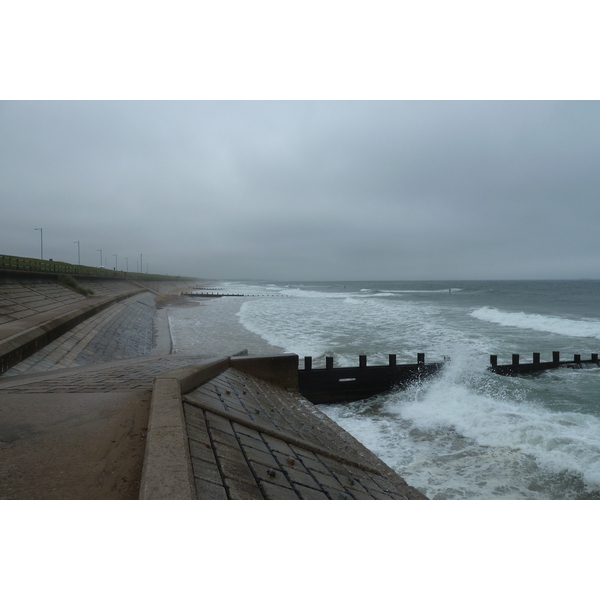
<box><xmin>167</xmin><ymin>279</ymin><xmax>600</xmax><ymax>500</ymax></box>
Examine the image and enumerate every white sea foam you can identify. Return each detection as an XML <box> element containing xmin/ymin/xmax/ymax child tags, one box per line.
<box><xmin>387</xmin><ymin>365</ymin><xmax>600</xmax><ymax>492</ymax></box>
<box><xmin>236</xmin><ymin>292</ymin><xmax>489</xmax><ymax>368</ymax></box>
<box><xmin>276</xmin><ymin>287</ymin><xmax>355</xmax><ymax>299</ymax></box>
<box><xmin>471</xmin><ymin>307</ymin><xmax>600</xmax><ymax>339</ymax></box>
<box><xmin>359</xmin><ymin>287</ymin><xmax>461</xmax><ymax>294</ymax></box>
<box><xmin>322</xmin><ymin>353</ymin><xmax>600</xmax><ymax>498</ymax></box>
<box><xmin>380</xmin><ymin>288</ymin><xmax>462</xmax><ymax>294</ymax></box>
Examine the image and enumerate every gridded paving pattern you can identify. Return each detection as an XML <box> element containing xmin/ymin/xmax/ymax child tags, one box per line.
<box><xmin>184</xmin><ymin>368</ymin><xmax>425</xmax><ymax>500</ymax></box>
<box><xmin>0</xmin><ymin>280</ymin><xmax>84</xmax><ymax>324</ymax></box>
<box><xmin>82</xmin><ymin>280</ymin><xmax>142</xmax><ymax>295</ymax></box>
<box><xmin>1</xmin><ymin>293</ymin><xmax>157</xmax><ymax>376</ymax></box>
<box><xmin>0</xmin><ymin>355</ymin><xmax>211</xmax><ymax>393</ymax></box>
<box><xmin>80</xmin><ymin>279</ymin><xmax>178</xmax><ymax>296</ymax></box>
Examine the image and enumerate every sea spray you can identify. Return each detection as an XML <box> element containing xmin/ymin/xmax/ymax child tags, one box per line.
<box><xmin>321</xmin><ymin>349</ymin><xmax>599</xmax><ymax>498</ymax></box>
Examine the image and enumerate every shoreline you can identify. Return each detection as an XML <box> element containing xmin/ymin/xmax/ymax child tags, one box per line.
<box><xmin>166</xmin><ymin>289</ymin><xmax>286</xmax><ymax>357</ymax></box>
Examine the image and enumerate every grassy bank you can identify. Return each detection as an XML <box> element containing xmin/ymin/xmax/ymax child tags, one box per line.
<box><xmin>0</xmin><ymin>253</ymin><xmax>196</xmax><ymax>281</ymax></box>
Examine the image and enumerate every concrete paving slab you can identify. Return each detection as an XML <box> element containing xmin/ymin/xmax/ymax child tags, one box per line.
<box><xmin>0</xmin><ymin>390</ymin><xmax>150</xmax><ymax>499</ymax></box>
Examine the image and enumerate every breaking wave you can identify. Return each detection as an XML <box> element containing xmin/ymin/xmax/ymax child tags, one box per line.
<box><xmin>471</xmin><ymin>307</ymin><xmax>600</xmax><ymax>340</ymax></box>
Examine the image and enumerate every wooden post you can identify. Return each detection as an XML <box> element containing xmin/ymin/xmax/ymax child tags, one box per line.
<box><xmin>512</xmin><ymin>354</ymin><xmax>520</xmax><ymax>366</ymax></box>
<box><xmin>417</xmin><ymin>353</ymin><xmax>425</xmax><ymax>365</ymax></box>
<box><xmin>490</xmin><ymin>355</ymin><xmax>498</xmax><ymax>368</ymax></box>
<box><xmin>592</xmin><ymin>354</ymin><xmax>598</xmax><ymax>362</ymax></box>
<box><xmin>553</xmin><ymin>351</ymin><xmax>560</xmax><ymax>365</ymax></box>
<box><xmin>389</xmin><ymin>354</ymin><xmax>396</xmax><ymax>367</ymax></box>
<box><xmin>304</xmin><ymin>356</ymin><xmax>312</xmax><ymax>370</ymax></box>
<box><xmin>359</xmin><ymin>355</ymin><xmax>367</xmax><ymax>368</ymax></box>
<box><xmin>533</xmin><ymin>352</ymin><xmax>540</xmax><ymax>364</ymax></box>
<box><xmin>326</xmin><ymin>357</ymin><xmax>333</xmax><ymax>370</ymax></box>
<box><xmin>574</xmin><ymin>354</ymin><xmax>581</xmax><ymax>363</ymax></box>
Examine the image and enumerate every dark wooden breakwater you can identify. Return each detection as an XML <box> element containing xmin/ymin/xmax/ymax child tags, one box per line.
<box><xmin>298</xmin><ymin>351</ymin><xmax>600</xmax><ymax>404</ymax></box>
<box><xmin>299</xmin><ymin>354</ymin><xmax>445</xmax><ymax>404</ymax></box>
<box><xmin>183</xmin><ymin>292</ymin><xmax>286</xmax><ymax>298</ymax></box>
<box><xmin>489</xmin><ymin>352</ymin><xmax>600</xmax><ymax>375</ymax></box>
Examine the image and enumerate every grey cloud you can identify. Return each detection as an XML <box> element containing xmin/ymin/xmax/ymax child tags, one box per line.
<box><xmin>1</xmin><ymin>100</ymin><xmax>599</xmax><ymax>280</ymax></box>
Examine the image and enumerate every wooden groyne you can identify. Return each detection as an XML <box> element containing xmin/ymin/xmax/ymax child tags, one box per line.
<box><xmin>489</xmin><ymin>352</ymin><xmax>600</xmax><ymax>375</ymax></box>
<box><xmin>299</xmin><ymin>354</ymin><xmax>445</xmax><ymax>404</ymax></box>
<box><xmin>183</xmin><ymin>292</ymin><xmax>287</xmax><ymax>298</ymax></box>
<box><xmin>298</xmin><ymin>351</ymin><xmax>600</xmax><ymax>404</ymax></box>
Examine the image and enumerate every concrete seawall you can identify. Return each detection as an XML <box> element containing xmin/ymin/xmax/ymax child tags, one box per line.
<box><xmin>0</xmin><ymin>273</ymin><xmax>427</xmax><ymax>500</ymax></box>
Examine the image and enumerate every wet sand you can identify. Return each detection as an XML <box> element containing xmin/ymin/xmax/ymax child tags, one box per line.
<box><xmin>166</xmin><ymin>294</ymin><xmax>285</xmax><ymax>357</ymax></box>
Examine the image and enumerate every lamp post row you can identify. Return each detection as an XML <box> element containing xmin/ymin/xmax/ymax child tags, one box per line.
<box><xmin>35</xmin><ymin>228</ymin><xmax>43</xmax><ymax>260</ymax></box>
<box><xmin>35</xmin><ymin>229</ymin><xmax>146</xmax><ymax>272</ymax></box>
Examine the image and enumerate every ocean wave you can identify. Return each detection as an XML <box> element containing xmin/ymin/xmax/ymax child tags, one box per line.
<box><xmin>391</xmin><ymin>380</ymin><xmax>600</xmax><ymax>491</ymax></box>
<box><xmin>282</xmin><ymin>288</ymin><xmax>352</xmax><ymax>299</ymax></box>
<box><xmin>381</xmin><ymin>288</ymin><xmax>462</xmax><ymax>294</ymax></box>
<box><xmin>471</xmin><ymin>307</ymin><xmax>600</xmax><ymax>339</ymax></box>
<box><xmin>235</xmin><ymin>292</ymin><xmax>487</xmax><ymax>368</ymax></box>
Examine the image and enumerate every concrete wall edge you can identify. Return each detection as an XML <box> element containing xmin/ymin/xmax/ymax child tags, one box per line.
<box><xmin>139</xmin><ymin>377</ymin><xmax>195</xmax><ymax>500</ymax></box>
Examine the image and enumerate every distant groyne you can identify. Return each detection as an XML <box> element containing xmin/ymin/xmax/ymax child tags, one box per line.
<box><xmin>183</xmin><ymin>292</ymin><xmax>287</xmax><ymax>298</ymax></box>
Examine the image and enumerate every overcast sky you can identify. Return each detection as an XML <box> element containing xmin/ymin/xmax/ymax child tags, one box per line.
<box><xmin>1</xmin><ymin>100</ymin><xmax>599</xmax><ymax>281</ymax></box>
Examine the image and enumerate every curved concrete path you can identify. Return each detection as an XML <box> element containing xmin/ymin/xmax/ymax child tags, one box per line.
<box><xmin>1</xmin><ymin>293</ymin><xmax>157</xmax><ymax>376</ymax></box>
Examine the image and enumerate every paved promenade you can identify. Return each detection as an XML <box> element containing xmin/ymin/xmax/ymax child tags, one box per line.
<box><xmin>0</xmin><ymin>354</ymin><xmax>214</xmax><ymax>499</ymax></box>
<box><xmin>0</xmin><ymin>276</ymin><xmax>427</xmax><ymax>500</ymax></box>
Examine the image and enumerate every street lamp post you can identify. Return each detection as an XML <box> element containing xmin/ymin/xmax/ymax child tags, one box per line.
<box><xmin>35</xmin><ymin>228</ymin><xmax>43</xmax><ymax>260</ymax></box>
<box><xmin>97</xmin><ymin>249</ymin><xmax>102</xmax><ymax>267</ymax></box>
<box><xmin>74</xmin><ymin>241</ymin><xmax>80</xmax><ymax>265</ymax></box>
<box><xmin>113</xmin><ymin>254</ymin><xmax>117</xmax><ymax>270</ymax></box>
<box><xmin>125</xmin><ymin>257</ymin><xmax>129</xmax><ymax>272</ymax></box>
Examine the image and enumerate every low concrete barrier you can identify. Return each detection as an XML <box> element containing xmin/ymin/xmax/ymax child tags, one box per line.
<box><xmin>140</xmin><ymin>354</ymin><xmax>299</xmax><ymax>499</ymax></box>
<box><xmin>230</xmin><ymin>353</ymin><xmax>298</xmax><ymax>391</ymax></box>
<box><xmin>140</xmin><ymin>357</ymin><xmax>232</xmax><ymax>500</ymax></box>
<box><xmin>139</xmin><ymin>377</ymin><xmax>196</xmax><ymax>500</ymax></box>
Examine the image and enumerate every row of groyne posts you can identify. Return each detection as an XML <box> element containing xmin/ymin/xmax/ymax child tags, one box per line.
<box><xmin>489</xmin><ymin>351</ymin><xmax>600</xmax><ymax>375</ymax></box>
<box><xmin>184</xmin><ymin>287</ymin><xmax>288</xmax><ymax>298</ymax></box>
<box><xmin>298</xmin><ymin>351</ymin><xmax>600</xmax><ymax>404</ymax></box>
<box><xmin>184</xmin><ymin>293</ymin><xmax>286</xmax><ymax>298</ymax></box>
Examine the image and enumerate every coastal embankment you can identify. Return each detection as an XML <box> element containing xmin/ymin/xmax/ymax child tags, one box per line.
<box><xmin>0</xmin><ymin>269</ymin><xmax>426</xmax><ymax>500</ymax></box>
